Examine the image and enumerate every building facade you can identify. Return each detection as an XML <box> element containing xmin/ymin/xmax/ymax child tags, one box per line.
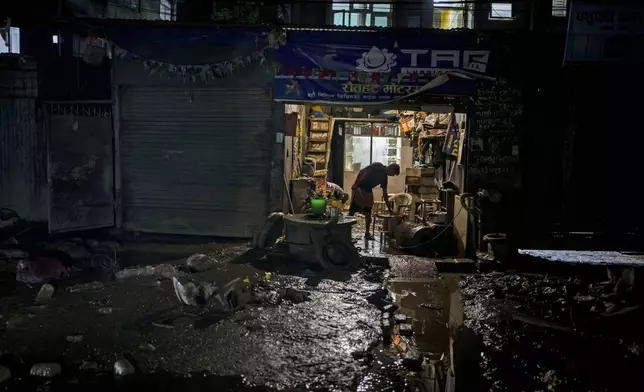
<box><xmin>1</xmin><ymin>0</ymin><xmax>584</xmax><ymax>248</ymax></box>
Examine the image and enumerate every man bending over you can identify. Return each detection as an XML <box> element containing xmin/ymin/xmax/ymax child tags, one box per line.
<box><xmin>348</xmin><ymin>163</ymin><xmax>400</xmax><ymax>240</ymax></box>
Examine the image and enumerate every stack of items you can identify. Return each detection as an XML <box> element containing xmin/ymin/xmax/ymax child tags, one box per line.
<box><xmin>405</xmin><ymin>167</ymin><xmax>438</xmax><ymax>200</ymax></box>
<box><xmin>307</xmin><ymin>118</ymin><xmax>331</xmax><ymax>177</ymax></box>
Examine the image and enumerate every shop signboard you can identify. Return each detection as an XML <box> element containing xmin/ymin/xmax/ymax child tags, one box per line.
<box><xmin>564</xmin><ymin>1</ymin><xmax>644</xmax><ymax>63</ymax></box>
<box><xmin>274</xmin><ymin>30</ymin><xmax>495</xmax><ymax>103</ymax></box>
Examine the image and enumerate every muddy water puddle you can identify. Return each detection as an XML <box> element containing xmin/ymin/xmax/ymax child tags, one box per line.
<box><xmin>385</xmin><ymin>274</ymin><xmax>464</xmax><ymax>391</ymax></box>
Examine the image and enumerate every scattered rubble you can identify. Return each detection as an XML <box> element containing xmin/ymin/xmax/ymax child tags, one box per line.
<box><xmin>115</xmin><ymin>264</ymin><xmax>176</xmax><ymax>280</ymax></box>
<box><xmin>113</xmin><ymin>359</ymin><xmax>135</xmax><ymax>377</ymax></box>
<box><xmin>36</xmin><ymin>284</ymin><xmax>55</xmax><ymax>302</ymax></box>
<box><xmin>540</xmin><ymin>369</ymin><xmax>563</xmax><ymax>391</ymax></box>
<box><xmin>0</xmin><ymin>248</ymin><xmax>28</xmax><ymax>261</ymax></box>
<box><xmin>66</xmin><ymin>334</ymin><xmax>84</xmax><ymax>343</ymax></box>
<box><xmin>151</xmin><ymin>322</ymin><xmax>174</xmax><ymax>329</ymax></box>
<box><xmin>97</xmin><ymin>307</ymin><xmax>113</xmax><ymax>315</ymax></box>
<box><xmin>16</xmin><ymin>258</ymin><xmax>68</xmax><ymax>284</ymax></box>
<box><xmin>185</xmin><ymin>253</ymin><xmax>219</xmax><ymax>272</ymax></box>
<box><xmin>66</xmin><ymin>281</ymin><xmax>104</xmax><ymax>293</ymax></box>
<box><xmin>79</xmin><ymin>361</ymin><xmax>99</xmax><ymax>371</ymax></box>
<box><xmin>138</xmin><ymin>342</ymin><xmax>156</xmax><ymax>352</ymax></box>
<box><xmin>280</xmin><ymin>288</ymin><xmax>310</xmax><ymax>304</ymax></box>
<box><xmin>30</xmin><ymin>363</ymin><xmax>62</xmax><ymax>378</ymax></box>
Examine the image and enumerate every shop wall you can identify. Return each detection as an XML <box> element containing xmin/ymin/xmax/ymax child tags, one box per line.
<box><xmin>559</xmin><ymin>64</ymin><xmax>644</xmax><ymax>248</ymax></box>
<box><xmin>468</xmin><ymin>31</ymin><xmax>566</xmax><ymax>248</ymax></box>
<box><xmin>20</xmin><ymin>26</ymin><xmax>112</xmax><ymax>101</ymax></box>
<box><xmin>0</xmin><ymin>57</ymin><xmax>47</xmax><ymax>222</ymax></box>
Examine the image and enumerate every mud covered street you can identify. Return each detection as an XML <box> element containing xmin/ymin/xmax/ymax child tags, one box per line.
<box><xmin>0</xmin><ymin>243</ymin><xmax>396</xmax><ymax>391</ymax></box>
<box><xmin>460</xmin><ymin>271</ymin><xmax>644</xmax><ymax>392</ymax></box>
<box><xmin>1</xmin><ymin>233</ymin><xmax>644</xmax><ymax>392</ymax></box>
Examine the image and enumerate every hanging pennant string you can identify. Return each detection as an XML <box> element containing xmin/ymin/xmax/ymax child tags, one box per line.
<box><xmin>115</xmin><ymin>45</ymin><xmax>270</xmax><ymax>83</ymax></box>
<box><xmin>112</xmin><ymin>29</ymin><xmax>286</xmax><ymax>84</ymax></box>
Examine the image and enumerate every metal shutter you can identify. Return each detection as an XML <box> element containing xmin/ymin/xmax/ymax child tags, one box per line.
<box><xmin>120</xmin><ymin>87</ymin><xmax>272</xmax><ymax>237</ymax></box>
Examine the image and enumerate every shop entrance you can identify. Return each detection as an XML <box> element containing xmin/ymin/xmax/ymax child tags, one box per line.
<box><xmin>283</xmin><ymin>98</ymin><xmax>469</xmax><ymax>219</ymax></box>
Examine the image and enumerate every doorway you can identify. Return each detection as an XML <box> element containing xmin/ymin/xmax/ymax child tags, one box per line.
<box><xmin>284</xmin><ymin>101</ymin><xmax>469</xmax><ymax>209</ymax></box>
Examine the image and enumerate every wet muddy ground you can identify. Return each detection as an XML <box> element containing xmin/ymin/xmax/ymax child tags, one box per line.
<box><xmin>2</xmin><ymin>220</ymin><xmax>644</xmax><ymax>392</ymax></box>
<box><xmin>460</xmin><ymin>271</ymin><xmax>644</xmax><ymax>392</ymax></box>
<box><xmin>1</xmin><ymin>245</ymin><xmax>392</xmax><ymax>391</ymax></box>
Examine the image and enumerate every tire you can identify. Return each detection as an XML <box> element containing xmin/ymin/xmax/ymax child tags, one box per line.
<box><xmin>252</xmin><ymin>212</ymin><xmax>285</xmax><ymax>249</ymax></box>
<box><xmin>316</xmin><ymin>237</ymin><xmax>361</xmax><ymax>271</ymax></box>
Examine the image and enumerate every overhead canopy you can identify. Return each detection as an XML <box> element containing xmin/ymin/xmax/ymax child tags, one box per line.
<box><xmin>274</xmin><ymin>29</ymin><xmax>497</xmax><ymax>103</ymax></box>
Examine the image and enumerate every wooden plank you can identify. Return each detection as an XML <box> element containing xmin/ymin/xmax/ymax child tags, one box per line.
<box><xmin>453</xmin><ymin>195</ymin><xmax>469</xmax><ymax>258</ymax></box>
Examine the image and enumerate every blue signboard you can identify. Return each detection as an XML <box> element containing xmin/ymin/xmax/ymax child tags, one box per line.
<box><xmin>274</xmin><ymin>30</ymin><xmax>496</xmax><ymax>103</ymax></box>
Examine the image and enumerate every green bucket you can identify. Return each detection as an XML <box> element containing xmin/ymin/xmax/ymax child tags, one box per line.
<box><xmin>310</xmin><ymin>197</ymin><xmax>327</xmax><ymax>216</ymax></box>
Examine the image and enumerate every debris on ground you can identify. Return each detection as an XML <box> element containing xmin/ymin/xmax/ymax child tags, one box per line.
<box><xmin>138</xmin><ymin>342</ymin><xmax>156</xmax><ymax>352</ymax></box>
<box><xmin>185</xmin><ymin>253</ymin><xmax>219</xmax><ymax>272</ymax></box>
<box><xmin>172</xmin><ymin>277</ymin><xmax>201</xmax><ymax>306</ymax></box>
<box><xmin>66</xmin><ymin>334</ymin><xmax>84</xmax><ymax>343</ymax></box>
<box><xmin>97</xmin><ymin>307</ymin><xmax>113</xmax><ymax>315</ymax></box>
<box><xmin>30</xmin><ymin>363</ymin><xmax>62</xmax><ymax>377</ymax></box>
<box><xmin>115</xmin><ymin>264</ymin><xmax>176</xmax><ymax>280</ymax></box>
<box><xmin>79</xmin><ymin>361</ymin><xmax>99</xmax><ymax>371</ymax></box>
<box><xmin>0</xmin><ymin>366</ymin><xmax>10</xmax><ymax>384</ymax></box>
<box><xmin>113</xmin><ymin>359</ymin><xmax>135</xmax><ymax>376</ymax></box>
<box><xmin>36</xmin><ymin>283</ymin><xmax>55</xmax><ymax>302</ymax></box>
<box><xmin>16</xmin><ymin>258</ymin><xmax>68</xmax><ymax>284</ymax></box>
<box><xmin>5</xmin><ymin>314</ymin><xmax>33</xmax><ymax>329</ymax></box>
<box><xmin>280</xmin><ymin>288</ymin><xmax>310</xmax><ymax>304</ymax></box>
<box><xmin>540</xmin><ymin>369</ymin><xmax>563</xmax><ymax>391</ymax></box>
<box><xmin>151</xmin><ymin>322</ymin><xmax>174</xmax><ymax>329</ymax></box>
<box><xmin>0</xmin><ymin>248</ymin><xmax>28</xmax><ymax>261</ymax></box>
<box><xmin>173</xmin><ymin>276</ymin><xmax>243</xmax><ymax>312</ymax></box>
<box><xmin>66</xmin><ymin>281</ymin><xmax>104</xmax><ymax>293</ymax></box>
<box><xmin>461</xmin><ymin>271</ymin><xmax>644</xmax><ymax>392</ymax></box>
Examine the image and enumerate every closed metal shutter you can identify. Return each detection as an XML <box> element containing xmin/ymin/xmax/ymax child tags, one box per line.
<box><xmin>120</xmin><ymin>87</ymin><xmax>272</xmax><ymax>237</ymax></box>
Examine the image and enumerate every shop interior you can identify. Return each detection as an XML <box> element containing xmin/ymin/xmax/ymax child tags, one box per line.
<box><xmin>283</xmin><ymin>101</ymin><xmax>470</xmax><ymax>256</ymax></box>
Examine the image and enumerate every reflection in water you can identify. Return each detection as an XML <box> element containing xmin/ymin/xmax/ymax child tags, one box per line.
<box><xmin>387</xmin><ymin>275</ymin><xmax>463</xmax><ymax>391</ymax></box>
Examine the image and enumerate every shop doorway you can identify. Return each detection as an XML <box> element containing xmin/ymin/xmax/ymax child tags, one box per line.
<box><xmin>284</xmin><ymin>100</ymin><xmax>469</xmax><ymax>213</ymax></box>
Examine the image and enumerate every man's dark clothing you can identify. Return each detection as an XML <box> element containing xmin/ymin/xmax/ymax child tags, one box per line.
<box><xmin>353</xmin><ymin>162</ymin><xmax>388</xmax><ymax>193</ymax></box>
<box><xmin>349</xmin><ymin>163</ymin><xmax>388</xmax><ymax>215</ymax></box>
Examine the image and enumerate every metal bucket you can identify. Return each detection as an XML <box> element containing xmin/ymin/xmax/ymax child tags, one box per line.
<box><xmin>483</xmin><ymin>233</ymin><xmax>508</xmax><ymax>262</ymax></box>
